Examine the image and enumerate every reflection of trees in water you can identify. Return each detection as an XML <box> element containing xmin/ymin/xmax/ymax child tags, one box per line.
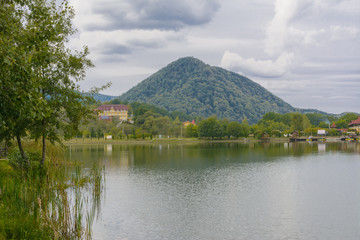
<box><xmin>68</xmin><ymin>142</ymin><xmax>359</xmax><ymax>170</ymax></box>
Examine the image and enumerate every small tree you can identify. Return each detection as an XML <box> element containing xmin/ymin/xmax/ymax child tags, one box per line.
<box><xmin>198</xmin><ymin>116</ymin><xmax>222</xmax><ymax>139</ymax></box>
<box><xmin>185</xmin><ymin>124</ymin><xmax>198</xmax><ymax>138</ymax></box>
<box><xmin>227</xmin><ymin>122</ymin><xmax>242</xmax><ymax>138</ymax></box>
<box><xmin>242</xmin><ymin>117</ymin><xmax>250</xmax><ymax>137</ymax></box>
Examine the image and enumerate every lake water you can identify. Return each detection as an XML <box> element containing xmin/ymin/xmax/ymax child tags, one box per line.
<box><xmin>68</xmin><ymin>142</ymin><xmax>360</xmax><ymax>240</ymax></box>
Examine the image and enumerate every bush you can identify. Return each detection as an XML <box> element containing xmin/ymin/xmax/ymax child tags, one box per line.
<box><xmin>8</xmin><ymin>149</ymin><xmax>41</xmax><ymax>168</ymax></box>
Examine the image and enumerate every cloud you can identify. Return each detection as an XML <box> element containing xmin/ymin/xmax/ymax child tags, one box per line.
<box><xmin>330</xmin><ymin>25</ymin><xmax>359</xmax><ymax>41</ymax></box>
<box><xmin>264</xmin><ymin>0</ymin><xmax>359</xmax><ymax>55</ymax></box>
<box><xmin>101</xmin><ymin>43</ymin><xmax>132</xmax><ymax>55</ymax></box>
<box><xmin>221</xmin><ymin>50</ymin><xmax>294</xmax><ymax>78</ymax></box>
<box><xmin>265</xmin><ymin>0</ymin><xmax>312</xmax><ymax>55</ymax></box>
<box><xmin>87</xmin><ymin>0</ymin><xmax>220</xmax><ymax>31</ymax></box>
<box><xmin>69</xmin><ymin>29</ymin><xmax>185</xmax><ymax>62</ymax></box>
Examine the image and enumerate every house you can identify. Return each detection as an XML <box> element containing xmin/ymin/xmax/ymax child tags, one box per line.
<box><xmin>104</xmin><ymin>134</ymin><xmax>112</xmax><ymax>140</ymax></box>
<box><xmin>97</xmin><ymin>104</ymin><xmax>128</xmax><ymax>121</ymax></box>
<box><xmin>348</xmin><ymin>117</ymin><xmax>360</xmax><ymax>133</ymax></box>
<box><xmin>337</xmin><ymin>129</ymin><xmax>348</xmax><ymax>135</ymax></box>
<box><xmin>183</xmin><ymin>120</ymin><xmax>196</xmax><ymax>127</ymax></box>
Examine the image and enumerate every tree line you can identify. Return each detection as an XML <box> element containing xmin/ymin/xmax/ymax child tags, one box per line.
<box><xmin>79</xmin><ymin>100</ymin><xmax>359</xmax><ymax>140</ymax></box>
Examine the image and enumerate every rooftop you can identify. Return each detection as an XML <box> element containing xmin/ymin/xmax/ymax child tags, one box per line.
<box><xmin>97</xmin><ymin>104</ymin><xmax>128</xmax><ymax>111</ymax></box>
<box><xmin>349</xmin><ymin>117</ymin><xmax>360</xmax><ymax>126</ymax></box>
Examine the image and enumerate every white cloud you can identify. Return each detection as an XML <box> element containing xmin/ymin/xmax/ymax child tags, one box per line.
<box><xmin>265</xmin><ymin>0</ymin><xmax>313</xmax><ymax>55</ymax></box>
<box><xmin>221</xmin><ymin>51</ymin><xmax>294</xmax><ymax>77</ymax></box>
<box><xmin>330</xmin><ymin>25</ymin><xmax>359</xmax><ymax>41</ymax></box>
<box><xmin>264</xmin><ymin>0</ymin><xmax>359</xmax><ymax>55</ymax></box>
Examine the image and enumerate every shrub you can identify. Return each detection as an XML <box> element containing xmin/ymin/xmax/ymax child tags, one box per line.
<box><xmin>8</xmin><ymin>149</ymin><xmax>41</xmax><ymax>169</ymax></box>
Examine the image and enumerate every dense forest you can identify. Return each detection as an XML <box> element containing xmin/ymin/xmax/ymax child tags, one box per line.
<box><xmin>118</xmin><ymin>57</ymin><xmax>295</xmax><ymax>124</ymax></box>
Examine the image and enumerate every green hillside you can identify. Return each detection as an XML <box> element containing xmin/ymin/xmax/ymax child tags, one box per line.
<box><xmin>119</xmin><ymin>57</ymin><xmax>295</xmax><ymax>124</ymax></box>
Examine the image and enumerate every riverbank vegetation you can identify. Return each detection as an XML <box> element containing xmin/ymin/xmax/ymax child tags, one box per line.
<box><xmin>1</xmin><ymin>0</ymin><xmax>105</xmax><ymax>238</ymax></box>
<box><xmin>0</xmin><ymin>141</ymin><xmax>103</xmax><ymax>239</ymax></box>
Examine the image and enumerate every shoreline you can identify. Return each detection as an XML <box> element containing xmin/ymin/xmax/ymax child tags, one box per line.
<box><xmin>63</xmin><ymin>136</ymin><xmax>344</xmax><ymax>145</ymax></box>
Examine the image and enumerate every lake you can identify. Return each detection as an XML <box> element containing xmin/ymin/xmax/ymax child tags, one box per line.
<box><xmin>68</xmin><ymin>142</ymin><xmax>360</xmax><ymax>240</ymax></box>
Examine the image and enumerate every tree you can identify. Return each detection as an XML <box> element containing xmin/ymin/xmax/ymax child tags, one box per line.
<box><xmin>171</xmin><ymin>117</ymin><xmax>182</xmax><ymax>137</ymax></box>
<box><xmin>306</xmin><ymin>113</ymin><xmax>329</xmax><ymax>127</ymax></box>
<box><xmin>90</xmin><ymin>127</ymin><xmax>96</xmax><ymax>138</ymax></box>
<box><xmin>227</xmin><ymin>122</ymin><xmax>242</xmax><ymax>138</ymax></box>
<box><xmin>185</xmin><ymin>124</ymin><xmax>198</xmax><ymax>138</ymax></box>
<box><xmin>198</xmin><ymin>116</ymin><xmax>222</xmax><ymax>139</ymax></box>
<box><xmin>335</xmin><ymin>119</ymin><xmax>348</xmax><ymax>129</ymax></box>
<box><xmin>319</xmin><ymin>121</ymin><xmax>330</xmax><ymax>129</ymax></box>
<box><xmin>0</xmin><ymin>1</ymin><xmax>40</xmax><ymax>163</ymax></box>
<box><xmin>218</xmin><ymin>118</ymin><xmax>229</xmax><ymax>139</ymax></box>
<box><xmin>1</xmin><ymin>0</ymin><xmax>95</xmax><ymax>165</ymax></box>
<box><xmin>96</xmin><ymin>128</ymin><xmax>104</xmax><ymax>139</ymax></box>
<box><xmin>291</xmin><ymin>113</ymin><xmax>304</xmax><ymax>132</ymax></box>
<box><xmin>242</xmin><ymin>117</ymin><xmax>250</xmax><ymax>137</ymax></box>
<box><xmin>340</xmin><ymin>113</ymin><xmax>359</xmax><ymax>124</ymax></box>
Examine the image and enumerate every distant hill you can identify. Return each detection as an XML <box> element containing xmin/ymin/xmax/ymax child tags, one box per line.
<box><xmin>295</xmin><ymin>108</ymin><xmax>331</xmax><ymax>116</ymax></box>
<box><xmin>85</xmin><ymin>93</ymin><xmax>118</xmax><ymax>102</ymax></box>
<box><xmin>118</xmin><ymin>57</ymin><xmax>296</xmax><ymax>124</ymax></box>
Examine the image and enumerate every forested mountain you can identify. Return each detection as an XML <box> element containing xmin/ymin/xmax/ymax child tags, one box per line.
<box><xmin>118</xmin><ymin>57</ymin><xmax>295</xmax><ymax>124</ymax></box>
<box><xmin>85</xmin><ymin>93</ymin><xmax>117</xmax><ymax>102</ymax></box>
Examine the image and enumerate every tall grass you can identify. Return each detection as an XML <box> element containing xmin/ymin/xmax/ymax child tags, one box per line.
<box><xmin>0</xmin><ymin>141</ymin><xmax>104</xmax><ymax>239</ymax></box>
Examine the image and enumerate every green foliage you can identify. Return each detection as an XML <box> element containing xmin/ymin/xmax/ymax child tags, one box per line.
<box><xmin>185</xmin><ymin>124</ymin><xmax>198</xmax><ymax>138</ymax></box>
<box><xmin>0</xmin><ymin>143</ymin><xmax>104</xmax><ymax>239</ymax></box>
<box><xmin>8</xmin><ymin>149</ymin><xmax>41</xmax><ymax>168</ymax></box>
<box><xmin>334</xmin><ymin>119</ymin><xmax>348</xmax><ymax>129</ymax></box>
<box><xmin>198</xmin><ymin>116</ymin><xmax>224</xmax><ymax>139</ymax></box>
<box><xmin>305</xmin><ymin>113</ymin><xmax>329</xmax><ymax>127</ymax></box>
<box><xmin>130</xmin><ymin>101</ymin><xmax>194</xmax><ymax>123</ymax></box>
<box><xmin>0</xmin><ymin>0</ymin><xmax>96</xmax><ymax>163</ymax></box>
<box><xmin>242</xmin><ymin>118</ymin><xmax>250</xmax><ymax>137</ymax></box>
<box><xmin>319</xmin><ymin>121</ymin><xmax>330</xmax><ymax>128</ymax></box>
<box><xmin>340</xmin><ymin>113</ymin><xmax>359</xmax><ymax>123</ymax></box>
<box><xmin>227</xmin><ymin>121</ymin><xmax>242</xmax><ymax>138</ymax></box>
<box><xmin>119</xmin><ymin>57</ymin><xmax>295</xmax><ymax>124</ymax></box>
<box><xmin>291</xmin><ymin>113</ymin><xmax>311</xmax><ymax>133</ymax></box>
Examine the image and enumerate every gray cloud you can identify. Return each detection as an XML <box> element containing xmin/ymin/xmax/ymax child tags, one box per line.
<box><xmin>98</xmin><ymin>38</ymin><xmax>169</xmax><ymax>59</ymax></box>
<box><xmin>100</xmin><ymin>43</ymin><xmax>132</xmax><ymax>55</ymax></box>
<box><xmin>71</xmin><ymin>0</ymin><xmax>360</xmax><ymax>114</ymax></box>
<box><xmin>88</xmin><ymin>0</ymin><xmax>220</xmax><ymax>31</ymax></box>
<box><xmin>127</xmin><ymin>39</ymin><xmax>163</xmax><ymax>49</ymax></box>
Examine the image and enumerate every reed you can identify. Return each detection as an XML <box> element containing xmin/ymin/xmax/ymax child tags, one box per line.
<box><xmin>0</xmin><ymin>141</ymin><xmax>104</xmax><ymax>239</ymax></box>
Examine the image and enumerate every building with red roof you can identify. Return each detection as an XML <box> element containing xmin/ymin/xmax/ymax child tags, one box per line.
<box><xmin>97</xmin><ymin>105</ymin><xmax>128</xmax><ymax>121</ymax></box>
<box><xmin>348</xmin><ymin>116</ymin><xmax>360</xmax><ymax>133</ymax></box>
<box><xmin>183</xmin><ymin>120</ymin><xmax>196</xmax><ymax>127</ymax></box>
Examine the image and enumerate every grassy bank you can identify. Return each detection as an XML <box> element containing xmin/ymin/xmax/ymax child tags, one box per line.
<box><xmin>0</xmin><ymin>141</ymin><xmax>104</xmax><ymax>239</ymax></box>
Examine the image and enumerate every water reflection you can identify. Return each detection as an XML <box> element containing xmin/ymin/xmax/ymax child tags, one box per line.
<box><xmin>67</xmin><ymin>142</ymin><xmax>360</xmax><ymax>240</ymax></box>
<box><xmin>68</xmin><ymin>142</ymin><xmax>359</xmax><ymax>171</ymax></box>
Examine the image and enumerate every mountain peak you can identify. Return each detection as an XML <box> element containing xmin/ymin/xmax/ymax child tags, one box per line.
<box><xmin>172</xmin><ymin>56</ymin><xmax>206</xmax><ymax>64</ymax></box>
<box><xmin>119</xmin><ymin>57</ymin><xmax>294</xmax><ymax>123</ymax></box>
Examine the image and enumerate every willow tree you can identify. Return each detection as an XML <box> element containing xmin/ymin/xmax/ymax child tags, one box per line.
<box><xmin>0</xmin><ymin>0</ymin><xmax>96</xmax><ymax>165</ymax></box>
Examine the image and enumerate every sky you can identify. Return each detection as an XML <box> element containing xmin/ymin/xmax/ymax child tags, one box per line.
<box><xmin>68</xmin><ymin>0</ymin><xmax>360</xmax><ymax>114</ymax></box>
